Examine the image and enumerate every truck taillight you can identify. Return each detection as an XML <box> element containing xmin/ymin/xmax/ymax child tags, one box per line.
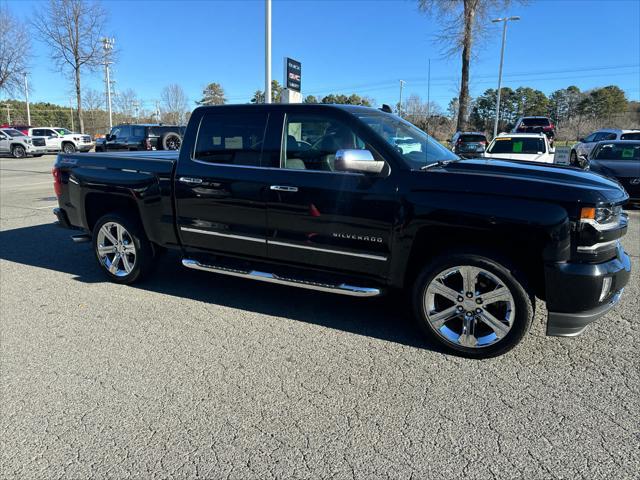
<box><xmin>52</xmin><ymin>167</ymin><xmax>62</xmax><ymax>196</ymax></box>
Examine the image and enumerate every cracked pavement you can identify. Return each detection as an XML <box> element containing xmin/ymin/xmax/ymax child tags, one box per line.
<box><xmin>1</xmin><ymin>156</ymin><xmax>639</xmax><ymax>479</ymax></box>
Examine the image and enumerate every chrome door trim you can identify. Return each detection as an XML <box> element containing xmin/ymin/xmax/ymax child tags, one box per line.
<box><xmin>178</xmin><ymin>176</ymin><xmax>203</xmax><ymax>185</ymax></box>
<box><xmin>270</xmin><ymin>185</ymin><xmax>299</xmax><ymax>192</ymax></box>
<box><xmin>180</xmin><ymin>226</ymin><xmax>266</xmax><ymax>243</ymax></box>
<box><xmin>268</xmin><ymin>240</ymin><xmax>387</xmax><ymax>261</ymax></box>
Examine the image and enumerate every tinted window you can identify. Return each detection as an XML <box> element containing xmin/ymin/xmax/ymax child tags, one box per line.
<box><xmin>116</xmin><ymin>126</ymin><xmax>131</xmax><ymax>138</ymax></box>
<box><xmin>594</xmin><ymin>132</ymin><xmax>614</xmax><ymax>142</ymax></box>
<box><xmin>621</xmin><ymin>132</ymin><xmax>640</xmax><ymax>140</ymax></box>
<box><xmin>593</xmin><ymin>143</ymin><xmax>640</xmax><ymax>161</ymax></box>
<box><xmin>459</xmin><ymin>134</ymin><xmax>486</xmax><ymax>143</ymax></box>
<box><xmin>488</xmin><ymin>137</ymin><xmax>546</xmax><ymax>154</ymax></box>
<box><xmin>194</xmin><ymin>112</ymin><xmax>267</xmax><ymax>166</ymax></box>
<box><xmin>131</xmin><ymin>126</ymin><xmax>145</xmax><ymax>138</ymax></box>
<box><xmin>3</xmin><ymin>129</ymin><xmax>25</xmax><ymax>136</ymax></box>
<box><xmin>32</xmin><ymin>129</ymin><xmax>46</xmax><ymax>136</ymax></box>
<box><xmin>583</xmin><ymin>132</ymin><xmax>598</xmax><ymax>142</ymax></box>
<box><xmin>521</xmin><ymin>118</ymin><xmax>550</xmax><ymax>126</ymax></box>
<box><xmin>282</xmin><ymin>114</ymin><xmax>371</xmax><ymax>171</ymax></box>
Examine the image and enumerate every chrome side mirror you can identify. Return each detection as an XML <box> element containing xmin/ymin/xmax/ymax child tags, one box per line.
<box><xmin>334</xmin><ymin>149</ymin><xmax>384</xmax><ymax>174</ymax></box>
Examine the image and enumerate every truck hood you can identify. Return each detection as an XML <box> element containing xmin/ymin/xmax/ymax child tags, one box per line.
<box><xmin>413</xmin><ymin>158</ymin><xmax>628</xmax><ymax>206</ymax></box>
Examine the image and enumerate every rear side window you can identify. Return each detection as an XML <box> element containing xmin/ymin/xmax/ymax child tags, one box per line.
<box><xmin>621</xmin><ymin>132</ymin><xmax>640</xmax><ymax>140</ymax></box>
<box><xmin>194</xmin><ymin>112</ymin><xmax>268</xmax><ymax>166</ymax></box>
<box><xmin>488</xmin><ymin>137</ymin><xmax>546</xmax><ymax>154</ymax></box>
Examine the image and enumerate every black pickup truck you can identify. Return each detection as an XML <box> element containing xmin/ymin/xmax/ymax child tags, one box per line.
<box><xmin>52</xmin><ymin>104</ymin><xmax>631</xmax><ymax>358</ymax></box>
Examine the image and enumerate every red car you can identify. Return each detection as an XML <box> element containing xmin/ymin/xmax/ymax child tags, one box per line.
<box><xmin>0</xmin><ymin>124</ymin><xmax>32</xmax><ymax>135</ymax></box>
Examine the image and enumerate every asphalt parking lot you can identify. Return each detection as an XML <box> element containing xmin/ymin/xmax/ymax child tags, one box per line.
<box><xmin>1</xmin><ymin>155</ymin><xmax>638</xmax><ymax>479</ymax></box>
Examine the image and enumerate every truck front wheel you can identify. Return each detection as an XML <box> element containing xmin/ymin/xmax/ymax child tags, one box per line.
<box><xmin>62</xmin><ymin>142</ymin><xmax>76</xmax><ymax>153</ymax></box>
<box><xmin>412</xmin><ymin>252</ymin><xmax>533</xmax><ymax>358</ymax></box>
<box><xmin>92</xmin><ymin>214</ymin><xmax>154</xmax><ymax>284</ymax></box>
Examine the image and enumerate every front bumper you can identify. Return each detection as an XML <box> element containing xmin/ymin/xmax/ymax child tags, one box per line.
<box><xmin>545</xmin><ymin>244</ymin><xmax>631</xmax><ymax>336</ymax></box>
<box><xmin>78</xmin><ymin>143</ymin><xmax>94</xmax><ymax>152</ymax></box>
<box><xmin>27</xmin><ymin>145</ymin><xmax>47</xmax><ymax>155</ymax></box>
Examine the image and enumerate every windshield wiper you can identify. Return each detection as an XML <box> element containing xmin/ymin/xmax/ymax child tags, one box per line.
<box><xmin>420</xmin><ymin>159</ymin><xmax>459</xmax><ymax>170</ymax></box>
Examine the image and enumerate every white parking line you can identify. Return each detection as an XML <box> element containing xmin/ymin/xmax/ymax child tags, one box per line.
<box><xmin>35</xmin><ymin>204</ymin><xmax>58</xmax><ymax>210</ymax></box>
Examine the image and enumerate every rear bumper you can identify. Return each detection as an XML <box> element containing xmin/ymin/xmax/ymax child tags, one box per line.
<box><xmin>545</xmin><ymin>245</ymin><xmax>631</xmax><ymax>336</ymax></box>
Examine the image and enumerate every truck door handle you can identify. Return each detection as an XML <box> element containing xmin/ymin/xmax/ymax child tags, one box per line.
<box><xmin>178</xmin><ymin>176</ymin><xmax>203</xmax><ymax>185</ymax></box>
<box><xmin>270</xmin><ymin>185</ymin><xmax>298</xmax><ymax>192</ymax></box>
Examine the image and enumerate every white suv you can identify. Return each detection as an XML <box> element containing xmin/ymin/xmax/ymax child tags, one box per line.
<box><xmin>28</xmin><ymin>127</ymin><xmax>94</xmax><ymax>153</ymax></box>
<box><xmin>571</xmin><ymin>129</ymin><xmax>640</xmax><ymax>165</ymax></box>
<box><xmin>485</xmin><ymin>132</ymin><xmax>554</xmax><ymax>164</ymax></box>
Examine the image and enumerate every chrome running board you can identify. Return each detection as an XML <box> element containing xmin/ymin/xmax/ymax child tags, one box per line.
<box><xmin>181</xmin><ymin>258</ymin><xmax>382</xmax><ymax>297</ymax></box>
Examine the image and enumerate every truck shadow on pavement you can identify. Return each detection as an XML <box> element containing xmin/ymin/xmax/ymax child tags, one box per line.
<box><xmin>0</xmin><ymin>223</ymin><xmax>441</xmax><ymax>352</ymax></box>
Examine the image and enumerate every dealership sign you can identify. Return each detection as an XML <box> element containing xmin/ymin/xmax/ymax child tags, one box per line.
<box><xmin>285</xmin><ymin>58</ymin><xmax>301</xmax><ymax>92</ymax></box>
<box><xmin>554</xmin><ymin>146</ymin><xmax>571</xmax><ymax>165</ymax></box>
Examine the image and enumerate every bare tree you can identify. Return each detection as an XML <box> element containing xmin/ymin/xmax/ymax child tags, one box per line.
<box><xmin>114</xmin><ymin>88</ymin><xmax>139</xmax><ymax>122</ymax></box>
<box><xmin>0</xmin><ymin>5</ymin><xmax>31</xmax><ymax>95</ymax></box>
<box><xmin>161</xmin><ymin>84</ymin><xmax>188</xmax><ymax>124</ymax></box>
<box><xmin>418</xmin><ymin>0</ymin><xmax>525</xmax><ymax>131</ymax></box>
<box><xmin>83</xmin><ymin>87</ymin><xmax>105</xmax><ymax>134</ymax></box>
<box><xmin>31</xmin><ymin>0</ymin><xmax>108</xmax><ymax>133</ymax></box>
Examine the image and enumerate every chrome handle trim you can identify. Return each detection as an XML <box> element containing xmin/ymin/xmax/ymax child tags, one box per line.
<box><xmin>270</xmin><ymin>185</ymin><xmax>298</xmax><ymax>192</ymax></box>
<box><xmin>178</xmin><ymin>176</ymin><xmax>203</xmax><ymax>185</ymax></box>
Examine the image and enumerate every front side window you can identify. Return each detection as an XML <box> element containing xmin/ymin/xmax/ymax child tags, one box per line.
<box><xmin>194</xmin><ymin>112</ymin><xmax>267</xmax><ymax>166</ymax></box>
<box><xmin>487</xmin><ymin>137</ymin><xmax>546</xmax><ymax>154</ymax></box>
<box><xmin>356</xmin><ymin>111</ymin><xmax>457</xmax><ymax>169</ymax></box>
<box><xmin>281</xmin><ymin>114</ymin><xmax>370</xmax><ymax>171</ymax></box>
<box><xmin>583</xmin><ymin>132</ymin><xmax>598</xmax><ymax>143</ymax></box>
<box><xmin>56</xmin><ymin>128</ymin><xmax>72</xmax><ymax>135</ymax></box>
<box><xmin>592</xmin><ymin>143</ymin><xmax>640</xmax><ymax>161</ymax></box>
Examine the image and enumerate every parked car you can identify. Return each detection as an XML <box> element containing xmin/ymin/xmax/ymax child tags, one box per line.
<box><xmin>485</xmin><ymin>132</ymin><xmax>554</xmax><ymax>163</ymax></box>
<box><xmin>581</xmin><ymin>140</ymin><xmax>640</xmax><ymax>205</ymax></box>
<box><xmin>52</xmin><ymin>104</ymin><xmax>631</xmax><ymax>358</ymax></box>
<box><xmin>570</xmin><ymin>129</ymin><xmax>640</xmax><ymax>166</ymax></box>
<box><xmin>28</xmin><ymin>127</ymin><xmax>93</xmax><ymax>153</ymax></box>
<box><xmin>448</xmin><ymin>132</ymin><xmax>487</xmax><ymax>158</ymax></box>
<box><xmin>98</xmin><ymin>124</ymin><xmax>186</xmax><ymax>152</ymax></box>
<box><xmin>0</xmin><ymin>128</ymin><xmax>47</xmax><ymax>158</ymax></box>
<box><xmin>512</xmin><ymin>116</ymin><xmax>556</xmax><ymax>146</ymax></box>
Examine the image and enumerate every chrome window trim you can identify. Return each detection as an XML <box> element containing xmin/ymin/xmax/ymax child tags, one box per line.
<box><xmin>269</xmin><ymin>240</ymin><xmax>387</xmax><ymax>261</ymax></box>
<box><xmin>180</xmin><ymin>226</ymin><xmax>266</xmax><ymax>244</ymax></box>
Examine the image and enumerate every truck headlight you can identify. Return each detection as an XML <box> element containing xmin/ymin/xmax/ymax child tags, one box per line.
<box><xmin>580</xmin><ymin>205</ymin><xmax>623</xmax><ymax>231</ymax></box>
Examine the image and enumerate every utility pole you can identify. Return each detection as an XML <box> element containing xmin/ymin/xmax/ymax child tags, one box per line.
<box><xmin>426</xmin><ymin>59</ymin><xmax>431</xmax><ymax>136</ymax></box>
<box><xmin>24</xmin><ymin>74</ymin><xmax>31</xmax><ymax>125</ymax></box>
<box><xmin>265</xmin><ymin>0</ymin><xmax>272</xmax><ymax>104</ymax></box>
<box><xmin>155</xmin><ymin>101</ymin><xmax>161</xmax><ymax>123</ymax></box>
<box><xmin>133</xmin><ymin>101</ymin><xmax>140</xmax><ymax>122</ymax></box>
<box><xmin>101</xmin><ymin>37</ymin><xmax>115</xmax><ymax>130</ymax></box>
<box><xmin>4</xmin><ymin>104</ymin><xmax>11</xmax><ymax>124</ymax></box>
<box><xmin>398</xmin><ymin>80</ymin><xmax>405</xmax><ymax>117</ymax></box>
<box><xmin>69</xmin><ymin>98</ymin><xmax>75</xmax><ymax>131</ymax></box>
<box><xmin>491</xmin><ymin>16</ymin><xmax>520</xmax><ymax>139</ymax></box>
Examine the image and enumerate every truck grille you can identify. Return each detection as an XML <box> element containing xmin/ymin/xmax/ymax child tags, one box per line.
<box><xmin>82</xmin><ymin>135</ymin><xmax>92</xmax><ymax>143</ymax></box>
<box><xmin>32</xmin><ymin>138</ymin><xmax>46</xmax><ymax>147</ymax></box>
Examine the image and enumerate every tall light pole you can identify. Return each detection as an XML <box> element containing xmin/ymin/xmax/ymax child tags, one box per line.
<box><xmin>265</xmin><ymin>0</ymin><xmax>272</xmax><ymax>104</ymax></box>
<box><xmin>101</xmin><ymin>37</ymin><xmax>115</xmax><ymax>130</ymax></box>
<box><xmin>492</xmin><ymin>16</ymin><xmax>519</xmax><ymax>138</ymax></box>
<box><xmin>398</xmin><ymin>80</ymin><xmax>405</xmax><ymax>116</ymax></box>
<box><xmin>24</xmin><ymin>73</ymin><xmax>31</xmax><ymax>125</ymax></box>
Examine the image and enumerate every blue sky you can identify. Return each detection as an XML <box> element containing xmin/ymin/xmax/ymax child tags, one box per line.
<box><xmin>8</xmin><ymin>0</ymin><xmax>640</xmax><ymax>113</ymax></box>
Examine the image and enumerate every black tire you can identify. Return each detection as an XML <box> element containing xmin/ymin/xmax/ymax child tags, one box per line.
<box><xmin>92</xmin><ymin>213</ymin><xmax>154</xmax><ymax>285</ymax></box>
<box><xmin>11</xmin><ymin>145</ymin><xmax>26</xmax><ymax>158</ymax></box>
<box><xmin>411</xmin><ymin>252</ymin><xmax>534</xmax><ymax>358</ymax></box>
<box><xmin>62</xmin><ymin>142</ymin><xmax>76</xmax><ymax>154</ymax></box>
<box><xmin>33</xmin><ymin>154</ymin><xmax>43</xmax><ymax>157</ymax></box>
<box><xmin>160</xmin><ymin>132</ymin><xmax>181</xmax><ymax>150</ymax></box>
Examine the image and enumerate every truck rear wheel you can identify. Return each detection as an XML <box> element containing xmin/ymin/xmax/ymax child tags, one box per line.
<box><xmin>160</xmin><ymin>132</ymin><xmax>181</xmax><ymax>150</ymax></box>
<box><xmin>11</xmin><ymin>145</ymin><xmax>26</xmax><ymax>158</ymax></box>
<box><xmin>92</xmin><ymin>214</ymin><xmax>154</xmax><ymax>284</ymax></box>
<box><xmin>412</xmin><ymin>252</ymin><xmax>533</xmax><ymax>358</ymax></box>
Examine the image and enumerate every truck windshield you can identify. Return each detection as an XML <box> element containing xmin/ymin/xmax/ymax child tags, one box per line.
<box><xmin>3</xmin><ymin>129</ymin><xmax>25</xmax><ymax>137</ymax></box>
<box><xmin>356</xmin><ymin>112</ymin><xmax>458</xmax><ymax>169</ymax></box>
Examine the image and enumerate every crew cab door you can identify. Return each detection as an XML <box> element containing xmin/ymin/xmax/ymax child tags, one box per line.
<box><xmin>0</xmin><ymin>131</ymin><xmax>9</xmax><ymax>153</ymax></box>
<box><xmin>174</xmin><ymin>109</ymin><xmax>272</xmax><ymax>258</ymax></box>
<box><xmin>265</xmin><ymin>110</ymin><xmax>397</xmax><ymax>278</ymax></box>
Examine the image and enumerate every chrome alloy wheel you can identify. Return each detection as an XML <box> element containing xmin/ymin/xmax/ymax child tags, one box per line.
<box><xmin>423</xmin><ymin>265</ymin><xmax>516</xmax><ymax>348</ymax></box>
<box><xmin>96</xmin><ymin>222</ymin><xmax>136</xmax><ymax>277</ymax></box>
